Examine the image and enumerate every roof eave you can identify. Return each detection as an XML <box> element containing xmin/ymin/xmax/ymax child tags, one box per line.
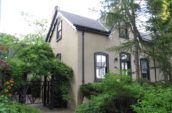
<box><xmin>74</xmin><ymin>25</ymin><xmax>110</xmax><ymax>36</ymax></box>
<box><xmin>45</xmin><ymin>7</ymin><xmax>58</xmax><ymax>42</ymax></box>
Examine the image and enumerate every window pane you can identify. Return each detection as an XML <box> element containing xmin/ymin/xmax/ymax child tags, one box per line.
<box><xmin>56</xmin><ymin>21</ymin><xmax>62</xmax><ymax>41</ymax></box>
<box><xmin>120</xmin><ymin>53</ymin><xmax>131</xmax><ymax>75</ymax></box>
<box><xmin>121</xmin><ymin>54</ymin><xmax>127</xmax><ymax>60</ymax></box>
<box><xmin>102</xmin><ymin>56</ymin><xmax>106</xmax><ymax>66</ymax></box>
<box><xmin>141</xmin><ymin>60</ymin><xmax>148</xmax><ymax>74</ymax></box>
<box><xmin>96</xmin><ymin>55</ymin><xmax>102</xmax><ymax>66</ymax></box>
<box><xmin>95</xmin><ymin>53</ymin><xmax>108</xmax><ymax>80</ymax></box>
<box><xmin>58</xmin><ymin>22</ymin><xmax>62</xmax><ymax>31</ymax></box>
<box><xmin>96</xmin><ymin>68</ymin><xmax>101</xmax><ymax>79</ymax></box>
<box><xmin>96</xmin><ymin>68</ymin><xmax>105</xmax><ymax>79</ymax></box>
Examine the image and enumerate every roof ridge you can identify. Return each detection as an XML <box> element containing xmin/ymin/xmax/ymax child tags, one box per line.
<box><xmin>59</xmin><ymin>10</ymin><xmax>98</xmax><ymax>22</ymax></box>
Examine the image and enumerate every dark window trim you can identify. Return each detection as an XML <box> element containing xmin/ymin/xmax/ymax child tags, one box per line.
<box><xmin>56</xmin><ymin>53</ymin><xmax>61</xmax><ymax>60</ymax></box>
<box><xmin>140</xmin><ymin>58</ymin><xmax>150</xmax><ymax>80</ymax></box>
<box><xmin>118</xmin><ymin>22</ymin><xmax>129</xmax><ymax>39</ymax></box>
<box><xmin>94</xmin><ymin>52</ymin><xmax>109</xmax><ymax>82</ymax></box>
<box><xmin>119</xmin><ymin>52</ymin><xmax>131</xmax><ymax>75</ymax></box>
<box><xmin>56</xmin><ymin>20</ymin><xmax>62</xmax><ymax>42</ymax></box>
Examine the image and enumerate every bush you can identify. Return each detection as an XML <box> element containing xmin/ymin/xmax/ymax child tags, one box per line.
<box><xmin>76</xmin><ymin>73</ymin><xmax>142</xmax><ymax>113</ymax></box>
<box><xmin>132</xmin><ymin>84</ymin><xmax>172</xmax><ymax>113</ymax></box>
<box><xmin>0</xmin><ymin>95</ymin><xmax>41</xmax><ymax>113</ymax></box>
<box><xmin>76</xmin><ymin>73</ymin><xmax>172</xmax><ymax>113</ymax></box>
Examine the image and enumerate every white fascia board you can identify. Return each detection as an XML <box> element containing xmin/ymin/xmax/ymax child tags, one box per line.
<box><xmin>57</xmin><ymin>12</ymin><xmax>77</xmax><ymax>31</ymax></box>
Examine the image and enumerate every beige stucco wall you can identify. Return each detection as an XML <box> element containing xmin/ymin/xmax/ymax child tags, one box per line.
<box><xmin>49</xmin><ymin>16</ymin><xmax>80</xmax><ymax>108</ymax></box>
<box><xmin>79</xmin><ymin>30</ymin><xmax>138</xmax><ymax>84</ymax></box>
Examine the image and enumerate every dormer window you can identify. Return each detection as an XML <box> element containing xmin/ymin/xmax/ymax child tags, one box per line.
<box><xmin>119</xmin><ymin>22</ymin><xmax>129</xmax><ymax>39</ymax></box>
<box><xmin>56</xmin><ymin>21</ymin><xmax>62</xmax><ymax>42</ymax></box>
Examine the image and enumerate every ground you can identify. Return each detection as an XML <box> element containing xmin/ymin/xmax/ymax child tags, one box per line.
<box><xmin>30</xmin><ymin>104</ymin><xmax>74</xmax><ymax>113</ymax></box>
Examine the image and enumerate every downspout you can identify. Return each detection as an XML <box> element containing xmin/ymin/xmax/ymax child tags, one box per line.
<box><xmin>153</xmin><ymin>47</ymin><xmax>157</xmax><ymax>82</ymax></box>
<box><xmin>82</xmin><ymin>31</ymin><xmax>85</xmax><ymax>84</ymax></box>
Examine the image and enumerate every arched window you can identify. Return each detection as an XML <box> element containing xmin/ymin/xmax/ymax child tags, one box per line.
<box><xmin>120</xmin><ymin>52</ymin><xmax>131</xmax><ymax>75</ymax></box>
<box><xmin>94</xmin><ymin>52</ymin><xmax>109</xmax><ymax>80</ymax></box>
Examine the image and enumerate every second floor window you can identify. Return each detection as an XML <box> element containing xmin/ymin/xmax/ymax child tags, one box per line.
<box><xmin>56</xmin><ymin>21</ymin><xmax>62</xmax><ymax>42</ymax></box>
<box><xmin>94</xmin><ymin>53</ymin><xmax>109</xmax><ymax>80</ymax></box>
<box><xmin>119</xmin><ymin>23</ymin><xmax>129</xmax><ymax>39</ymax></box>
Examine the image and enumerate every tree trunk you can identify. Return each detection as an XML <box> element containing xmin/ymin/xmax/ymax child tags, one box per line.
<box><xmin>134</xmin><ymin>40</ymin><xmax>140</xmax><ymax>80</ymax></box>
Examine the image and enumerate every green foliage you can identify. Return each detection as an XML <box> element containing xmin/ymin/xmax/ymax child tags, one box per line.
<box><xmin>0</xmin><ymin>33</ymin><xmax>73</xmax><ymax>107</ymax></box>
<box><xmin>50</xmin><ymin>59</ymin><xmax>73</xmax><ymax>105</ymax></box>
<box><xmin>76</xmin><ymin>74</ymin><xmax>172</xmax><ymax>113</ymax></box>
<box><xmin>76</xmin><ymin>74</ymin><xmax>142</xmax><ymax>113</ymax></box>
<box><xmin>146</xmin><ymin>0</ymin><xmax>172</xmax><ymax>80</ymax></box>
<box><xmin>16</xmin><ymin>42</ymin><xmax>55</xmax><ymax>76</ymax></box>
<box><xmin>80</xmin><ymin>83</ymin><xmax>102</xmax><ymax>99</ymax></box>
<box><xmin>76</xmin><ymin>93</ymin><xmax>114</xmax><ymax>113</ymax></box>
<box><xmin>133</xmin><ymin>84</ymin><xmax>172</xmax><ymax>113</ymax></box>
<box><xmin>0</xmin><ymin>95</ymin><xmax>41</xmax><ymax>113</ymax></box>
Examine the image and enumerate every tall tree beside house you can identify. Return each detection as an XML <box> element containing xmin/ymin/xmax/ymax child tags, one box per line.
<box><xmin>145</xmin><ymin>0</ymin><xmax>172</xmax><ymax>81</ymax></box>
<box><xmin>101</xmin><ymin>0</ymin><xmax>143</xmax><ymax>80</ymax></box>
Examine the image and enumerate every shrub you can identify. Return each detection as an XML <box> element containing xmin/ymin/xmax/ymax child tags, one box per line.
<box><xmin>76</xmin><ymin>73</ymin><xmax>143</xmax><ymax>113</ymax></box>
<box><xmin>132</xmin><ymin>84</ymin><xmax>172</xmax><ymax>113</ymax></box>
<box><xmin>76</xmin><ymin>73</ymin><xmax>172</xmax><ymax>113</ymax></box>
<box><xmin>0</xmin><ymin>95</ymin><xmax>41</xmax><ymax>113</ymax></box>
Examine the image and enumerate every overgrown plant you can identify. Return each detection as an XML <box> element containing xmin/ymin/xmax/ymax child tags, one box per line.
<box><xmin>76</xmin><ymin>74</ymin><xmax>172</xmax><ymax>113</ymax></box>
<box><xmin>76</xmin><ymin>73</ymin><xmax>143</xmax><ymax>113</ymax></box>
<box><xmin>0</xmin><ymin>95</ymin><xmax>41</xmax><ymax>113</ymax></box>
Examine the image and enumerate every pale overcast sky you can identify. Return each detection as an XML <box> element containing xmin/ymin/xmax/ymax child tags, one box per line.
<box><xmin>0</xmin><ymin>0</ymin><xmax>101</xmax><ymax>35</ymax></box>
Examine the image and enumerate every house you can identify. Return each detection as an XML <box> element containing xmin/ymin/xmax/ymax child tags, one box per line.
<box><xmin>46</xmin><ymin>6</ymin><xmax>163</xmax><ymax>108</ymax></box>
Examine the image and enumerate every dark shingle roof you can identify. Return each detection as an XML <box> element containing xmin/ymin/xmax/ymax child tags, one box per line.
<box><xmin>60</xmin><ymin>11</ymin><xmax>109</xmax><ymax>34</ymax></box>
<box><xmin>46</xmin><ymin>9</ymin><xmax>110</xmax><ymax>42</ymax></box>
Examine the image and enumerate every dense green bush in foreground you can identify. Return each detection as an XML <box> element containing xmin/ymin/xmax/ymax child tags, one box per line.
<box><xmin>0</xmin><ymin>95</ymin><xmax>41</xmax><ymax>113</ymax></box>
<box><xmin>75</xmin><ymin>73</ymin><xmax>172</xmax><ymax>113</ymax></box>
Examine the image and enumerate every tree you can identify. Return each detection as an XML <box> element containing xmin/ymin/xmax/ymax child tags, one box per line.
<box><xmin>102</xmin><ymin>0</ymin><xmax>144</xmax><ymax>80</ymax></box>
<box><xmin>145</xmin><ymin>0</ymin><xmax>172</xmax><ymax>81</ymax></box>
<box><xmin>102</xmin><ymin>0</ymin><xmax>172</xmax><ymax>81</ymax></box>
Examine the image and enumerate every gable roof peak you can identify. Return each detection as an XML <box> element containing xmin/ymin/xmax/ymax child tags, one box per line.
<box><xmin>59</xmin><ymin>10</ymin><xmax>110</xmax><ymax>35</ymax></box>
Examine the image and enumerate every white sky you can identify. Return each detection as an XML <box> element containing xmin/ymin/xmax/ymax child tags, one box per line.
<box><xmin>0</xmin><ymin>0</ymin><xmax>101</xmax><ymax>35</ymax></box>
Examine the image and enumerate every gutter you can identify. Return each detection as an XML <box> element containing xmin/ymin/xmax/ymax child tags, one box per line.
<box><xmin>82</xmin><ymin>31</ymin><xmax>85</xmax><ymax>84</ymax></box>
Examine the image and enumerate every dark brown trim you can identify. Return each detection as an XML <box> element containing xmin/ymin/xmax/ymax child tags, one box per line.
<box><xmin>119</xmin><ymin>52</ymin><xmax>131</xmax><ymax>75</ymax></box>
<box><xmin>140</xmin><ymin>58</ymin><xmax>150</xmax><ymax>80</ymax></box>
<box><xmin>94</xmin><ymin>52</ymin><xmax>109</xmax><ymax>82</ymax></box>
<box><xmin>49</xmin><ymin>19</ymin><xmax>58</xmax><ymax>42</ymax></box>
<box><xmin>46</xmin><ymin>6</ymin><xmax>58</xmax><ymax>42</ymax></box>
<box><xmin>82</xmin><ymin>31</ymin><xmax>85</xmax><ymax>84</ymax></box>
<box><xmin>56</xmin><ymin>53</ymin><xmax>61</xmax><ymax>60</ymax></box>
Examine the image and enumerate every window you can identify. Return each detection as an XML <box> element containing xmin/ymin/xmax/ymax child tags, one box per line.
<box><xmin>56</xmin><ymin>21</ymin><xmax>62</xmax><ymax>42</ymax></box>
<box><xmin>94</xmin><ymin>53</ymin><xmax>108</xmax><ymax>80</ymax></box>
<box><xmin>119</xmin><ymin>23</ymin><xmax>129</xmax><ymax>39</ymax></box>
<box><xmin>56</xmin><ymin>53</ymin><xmax>61</xmax><ymax>60</ymax></box>
<box><xmin>140</xmin><ymin>58</ymin><xmax>150</xmax><ymax>80</ymax></box>
<box><xmin>120</xmin><ymin>52</ymin><xmax>131</xmax><ymax>75</ymax></box>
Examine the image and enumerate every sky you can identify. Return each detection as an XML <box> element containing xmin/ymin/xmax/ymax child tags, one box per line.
<box><xmin>0</xmin><ymin>0</ymin><xmax>102</xmax><ymax>35</ymax></box>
